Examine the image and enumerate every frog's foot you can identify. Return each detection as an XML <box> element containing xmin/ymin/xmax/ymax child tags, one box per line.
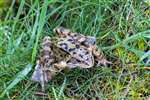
<box><xmin>96</xmin><ymin>58</ymin><xmax>112</xmax><ymax>66</ymax></box>
<box><xmin>91</xmin><ymin>45</ymin><xmax>111</xmax><ymax>66</ymax></box>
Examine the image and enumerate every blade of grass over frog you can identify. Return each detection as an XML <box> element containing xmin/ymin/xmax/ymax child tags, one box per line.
<box><xmin>58</xmin><ymin>77</ymin><xmax>66</xmax><ymax>99</ymax></box>
<box><xmin>0</xmin><ymin>64</ymin><xmax>32</xmax><ymax>98</ymax></box>
<box><xmin>102</xmin><ymin>30</ymin><xmax>150</xmax><ymax>50</ymax></box>
<box><xmin>31</xmin><ymin>0</ymin><xmax>49</xmax><ymax>63</ymax></box>
<box><xmin>52</xmin><ymin>87</ymin><xmax>59</xmax><ymax>100</ymax></box>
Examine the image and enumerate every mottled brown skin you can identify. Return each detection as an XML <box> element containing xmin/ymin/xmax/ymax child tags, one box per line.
<box><xmin>54</xmin><ymin>27</ymin><xmax>110</xmax><ymax>65</ymax></box>
<box><xmin>31</xmin><ymin>27</ymin><xmax>110</xmax><ymax>89</ymax></box>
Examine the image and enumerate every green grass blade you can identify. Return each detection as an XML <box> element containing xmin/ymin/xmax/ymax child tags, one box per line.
<box><xmin>31</xmin><ymin>0</ymin><xmax>49</xmax><ymax>63</ymax></box>
<box><xmin>0</xmin><ymin>64</ymin><xmax>32</xmax><ymax>98</ymax></box>
<box><xmin>52</xmin><ymin>87</ymin><xmax>59</xmax><ymax>100</ymax></box>
<box><xmin>58</xmin><ymin>77</ymin><xmax>66</xmax><ymax>99</ymax></box>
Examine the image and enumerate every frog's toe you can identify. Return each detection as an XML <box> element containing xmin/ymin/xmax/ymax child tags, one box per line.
<box><xmin>97</xmin><ymin>59</ymin><xmax>112</xmax><ymax>66</ymax></box>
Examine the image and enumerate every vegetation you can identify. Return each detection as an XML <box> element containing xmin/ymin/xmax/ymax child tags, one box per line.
<box><xmin>0</xmin><ymin>0</ymin><xmax>150</xmax><ymax>99</ymax></box>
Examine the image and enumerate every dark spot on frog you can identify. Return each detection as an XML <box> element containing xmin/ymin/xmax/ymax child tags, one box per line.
<box><xmin>85</xmin><ymin>51</ymin><xmax>89</xmax><ymax>55</ymax></box>
<box><xmin>73</xmin><ymin>33</ymin><xmax>78</xmax><ymax>37</ymax></box>
<box><xmin>75</xmin><ymin>44</ymin><xmax>80</xmax><ymax>49</ymax></box>
<box><xmin>73</xmin><ymin>52</ymin><xmax>76</xmax><ymax>54</ymax></box>
<box><xmin>86</xmin><ymin>58</ymin><xmax>89</xmax><ymax>61</ymax></box>
<box><xmin>79</xmin><ymin>48</ymin><xmax>87</xmax><ymax>52</ymax></box>
<box><xmin>67</xmin><ymin>32</ymin><xmax>71</xmax><ymax>35</ymax></box>
<box><xmin>79</xmin><ymin>54</ymin><xmax>83</xmax><ymax>58</ymax></box>
<box><xmin>70</xmin><ymin>33</ymin><xmax>79</xmax><ymax>40</ymax></box>
<box><xmin>67</xmin><ymin>38</ymin><xmax>74</xmax><ymax>41</ymax></box>
<box><xmin>68</xmin><ymin>48</ymin><xmax>76</xmax><ymax>52</ymax></box>
<box><xmin>67</xmin><ymin>38</ymin><xmax>75</xmax><ymax>44</ymax></box>
<box><xmin>59</xmin><ymin>43</ymin><xmax>68</xmax><ymax>51</ymax></box>
<box><xmin>59</xmin><ymin>39</ymin><xmax>64</xmax><ymax>41</ymax></box>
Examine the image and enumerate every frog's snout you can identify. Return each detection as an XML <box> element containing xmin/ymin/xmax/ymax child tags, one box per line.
<box><xmin>83</xmin><ymin>36</ymin><xmax>96</xmax><ymax>46</ymax></box>
<box><xmin>88</xmin><ymin>36</ymin><xmax>96</xmax><ymax>45</ymax></box>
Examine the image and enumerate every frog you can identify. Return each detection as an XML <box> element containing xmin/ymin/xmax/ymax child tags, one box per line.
<box><xmin>53</xmin><ymin>27</ymin><xmax>110</xmax><ymax>66</ymax></box>
<box><xmin>31</xmin><ymin>27</ymin><xmax>110</xmax><ymax>89</ymax></box>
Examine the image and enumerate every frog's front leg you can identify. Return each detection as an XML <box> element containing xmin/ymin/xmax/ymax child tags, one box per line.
<box><xmin>31</xmin><ymin>36</ymin><xmax>53</xmax><ymax>83</ymax></box>
<box><xmin>31</xmin><ymin>36</ymin><xmax>54</xmax><ymax>91</ymax></box>
<box><xmin>91</xmin><ymin>45</ymin><xmax>111</xmax><ymax>66</ymax></box>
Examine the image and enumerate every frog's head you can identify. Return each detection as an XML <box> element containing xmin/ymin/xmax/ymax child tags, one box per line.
<box><xmin>54</xmin><ymin>26</ymin><xmax>96</xmax><ymax>46</ymax></box>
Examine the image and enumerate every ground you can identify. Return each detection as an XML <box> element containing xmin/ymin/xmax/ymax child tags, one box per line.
<box><xmin>0</xmin><ymin>0</ymin><xmax>150</xmax><ymax>99</ymax></box>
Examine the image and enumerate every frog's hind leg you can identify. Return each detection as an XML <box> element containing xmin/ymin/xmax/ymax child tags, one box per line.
<box><xmin>31</xmin><ymin>36</ymin><xmax>54</xmax><ymax>91</ymax></box>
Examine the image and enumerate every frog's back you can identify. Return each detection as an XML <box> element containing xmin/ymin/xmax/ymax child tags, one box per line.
<box><xmin>56</xmin><ymin>37</ymin><xmax>94</xmax><ymax>68</ymax></box>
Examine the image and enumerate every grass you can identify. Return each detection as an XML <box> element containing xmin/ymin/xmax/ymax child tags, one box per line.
<box><xmin>0</xmin><ymin>0</ymin><xmax>150</xmax><ymax>99</ymax></box>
